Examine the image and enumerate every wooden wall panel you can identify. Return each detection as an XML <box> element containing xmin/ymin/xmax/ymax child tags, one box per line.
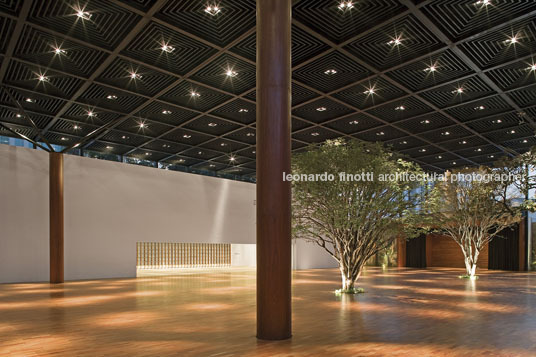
<box><xmin>136</xmin><ymin>243</ymin><xmax>231</xmax><ymax>269</ymax></box>
<box><xmin>428</xmin><ymin>234</ymin><xmax>488</xmax><ymax>269</ymax></box>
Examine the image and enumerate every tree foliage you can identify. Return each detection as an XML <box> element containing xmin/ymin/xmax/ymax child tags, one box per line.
<box><xmin>291</xmin><ymin>139</ymin><xmax>425</xmax><ymax>292</ymax></box>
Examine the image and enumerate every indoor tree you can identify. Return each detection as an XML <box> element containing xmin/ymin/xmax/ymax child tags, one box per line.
<box><xmin>291</xmin><ymin>139</ymin><xmax>425</xmax><ymax>293</ymax></box>
<box><xmin>424</xmin><ymin>166</ymin><xmax>523</xmax><ymax>279</ymax></box>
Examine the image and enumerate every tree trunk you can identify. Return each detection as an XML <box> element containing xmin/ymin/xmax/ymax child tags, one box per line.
<box><xmin>463</xmin><ymin>251</ymin><xmax>479</xmax><ymax>278</ymax></box>
<box><xmin>339</xmin><ymin>263</ymin><xmax>362</xmax><ymax>291</ymax></box>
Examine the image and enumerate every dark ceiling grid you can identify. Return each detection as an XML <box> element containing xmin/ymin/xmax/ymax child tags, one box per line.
<box><xmin>1</xmin><ymin>0</ymin><xmax>536</xmax><ymax>179</ymax></box>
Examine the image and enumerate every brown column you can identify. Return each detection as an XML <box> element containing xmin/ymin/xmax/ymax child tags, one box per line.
<box><xmin>256</xmin><ymin>0</ymin><xmax>292</xmax><ymax>341</ymax></box>
<box><xmin>397</xmin><ymin>236</ymin><xmax>406</xmax><ymax>268</ymax></box>
<box><xmin>50</xmin><ymin>152</ymin><xmax>64</xmax><ymax>283</ymax></box>
<box><xmin>425</xmin><ymin>234</ymin><xmax>433</xmax><ymax>268</ymax></box>
<box><xmin>519</xmin><ymin>219</ymin><xmax>526</xmax><ymax>271</ymax></box>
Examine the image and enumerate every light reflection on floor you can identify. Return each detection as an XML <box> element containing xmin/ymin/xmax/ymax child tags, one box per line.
<box><xmin>0</xmin><ymin>267</ymin><xmax>535</xmax><ymax>356</ymax></box>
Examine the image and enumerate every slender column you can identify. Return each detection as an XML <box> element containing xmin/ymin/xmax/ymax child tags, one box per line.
<box><xmin>256</xmin><ymin>0</ymin><xmax>292</xmax><ymax>340</ymax></box>
<box><xmin>50</xmin><ymin>152</ymin><xmax>64</xmax><ymax>283</ymax></box>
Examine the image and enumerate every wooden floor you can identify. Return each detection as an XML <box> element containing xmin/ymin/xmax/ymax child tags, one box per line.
<box><xmin>1</xmin><ymin>267</ymin><xmax>535</xmax><ymax>356</ymax></box>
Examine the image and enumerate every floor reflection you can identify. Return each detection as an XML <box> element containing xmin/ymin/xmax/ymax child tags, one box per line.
<box><xmin>0</xmin><ymin>267</ymin><xmax>535</xmax><ymax>356</ymax></box>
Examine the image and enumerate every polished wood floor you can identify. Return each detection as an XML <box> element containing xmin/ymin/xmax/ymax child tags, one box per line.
<box><xmin>1</xmin><ymin>267</ymin><xmax>535</xmax><ymax>356</ymax></box>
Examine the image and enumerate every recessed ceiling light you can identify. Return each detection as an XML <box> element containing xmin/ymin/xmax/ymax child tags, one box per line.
<box><xmin>395</xmin><ymin>106</ymin><xmax>405</xmax><ymax>111</ymax></box>
<box><xmin>139</xmin><ymin>122</ymin><xmax>147</xmax><ymax>128</ymax></box>
<box><xmin>475</xmin><ymin>0</ymin><xmax>490</xmax><ymax>5</ymax></box>
<box><xmin>492</xmin><ymin>119</ymin><xmax>502</xmax><ymax>124</ymax></box>
<box><xmin>509</xmin><ymin>130</ymin><xmax>516</xmax><ymax>134</ymax></box>
<box><xmin>324</xmin><ymin>69</ymin><xmax>337</xmax><ymax>75</ymax></box>
<box><xmin>474</xmin><ymin>105</ymin><xmax>485</xmax><ymax>110</ymax></box>
<box><xmin>387</xmin><ymin>37</ymin><xmax>402</xmax><ymax>46</ymax></box>
<box><xmin>15</xmin><ymin>113</ymin><xmax>22</xmax><ymax>118</ymax></box>
<box><xmin>107</xmin><ymin>94</ymin><xmax>117</xmax><ymax>100</ymax></box>
<box><xmin>25</xmin><ymin>98</ymin><xmax>34</xmax><ymax>103</ymax></box>
<box><xmin>38</xmin><ymin>75</ymin><xmax>48</xmax><ymax>82</ymax></box>
<box><xmin>452</xmin><ymin>161</ymin><xmax>457</xmax><ymax>165</ymax></box>
<box><xmin>76</xmin><ymin>10</ymin><xmax>91</xmax><ymax>20</ymax></box>
<box><xmin>527</xmin><ymin>64</ymin><xmax>536</xmax><ymax>71</ymax></box>
<box><xmin>459</xmin><ymin>140</ymin><xmax>467</xmax><ymax>144</ymax></box>
<box><xmin>316</xmin><ymin>107</ymin><xmax>327</xmax><ymax>112</ymax></box>
<box><xmin>437</xmin><ymin>155</ymin><xmax>443</xmax><ymax>159</ymax></box>
<box><xmin>130</xmin><ymin>72</ymin><xmax>142</xmax><ymax>79</ymax></box>
<box><xmin>475</xmin><ymin>148</ymin><xmax>482</xmax><ymax>152</ymax></box>
<box><xmin>246</xmin><ymin>132</ymin><xmax>255</xmax><ymax>137</ymax></box>
<box><xmin>252</xmin><ymin>150</ymin><xmax>256</xmax><ymax>154</ymax></box>
<box><xmin>419</xmin><ymin>148</ymin><xmax>426</xmax><ymax>152</ymax></box>
<box><xmin>162</xmin><ymin>144</ymin><xmax>171</xmax><ymax>148</ymax></box>
<box><xmin>220</xmin><ymin>142</ymin><xmax>227</xmax><ymax>147</ymax></box>
<box><xmin>376</xmin><ymin>131</ymin><xmax>385</xmax><ymax>136</ymax></box>
<box><xmin>522</xmin><ymin>139</ymin><xmax>528</xmax><ymax>143</ymax></box>
<box><xmin>61</xmin><ymin>137</ymin><xmax>68</xmax><ymax>141</ymax></box>
<box><xmin>238</xmin><ymin>108</ymin><xmax>249</xmax><ymax>113</ymax></box>
<box><xmin>183</xmin><ymin>134</ymin><xmax>192</xmax><ymax>139</ymax></box>
<box><xmin>145</xmin><ymin>152</ymin><xmax>151</xmax><ymax>156</ymax></box>
<box><xmin>190</xmin><ymin>91</ymin><xmax>200</xmax><ymax>98</ymax></box>
<box><xmin>311</xmin><ymin>132</ymin><xmax>320</xmax><ymax>136</ymax></box>
<box><xmin>161</xmin><ymin>44</ymin><xmax>175</xmax><ymax>53</ymax></box>
<box><xmin>208</xmin><ymin>122</ymin><xmax>218</xmax><ymax>127</ymax></box>
<box><xmin>424</xmin><ymin>65</ymin><xmax>437</xmax><ymax>72</ymax></box>
<box><xmin>87</xmin><ymin>111</ymin><xmax>95</xmax><ymax>117</ymax></box>
<box><xmin>229</xmin><ymin>156</ymin><xmax>236</xmax><ymax>162</ymax></box>
<box><xmin>399</xmin><ymin>140</ymin><xmax>408</xmax><ymax>144</ymax></box>
<box><xmin>106</xmin><ymin>145</ymin><xmax>113</xmax><ymax>150</ymax></box>
<box><xmin>178</xmin><ymin>159</ymin><xmax>185</xmax><ymax>163</ymax></box>
<box><xmin>209</xmin><ymin>164</ymin><xmax>216</xmax><ymax>168</ymax></box>
<box><xmin>204</xmin><ymin>5</ymin><xmax>221</xmax><ymax>16</ymax></box>
<box><xmin>338</xmin><ymin>1</ymin><xmax>354</xmax><ymax>10</ymax></box>
<box><xmin>349</xmin><ymin>120</ymin><xmax>359</xmax><ymax>125</ymax></box>
<box><xmin>162</xmin><ymin>110</ymin><xmax>172</xmax><ymax>115</ymax></box>
<box><xmin>121</xmin><ymin>135</ymin><xmax>129</xmax><ymax>140</ymax></box>
<box><xmin>452</xmin><ymin>87</ymin><xmax>464</xmax><ymax>94</ymax></box>
<box><xmin>363</xmin><ymin>88</ymin><xmax>375</xmax><ymax>95</ymax></box>
<box><xmin>505</xmin><ymin>36</ymin><xmax>518</xmax><ymax>44</ymax></box>
<box><xmin>225</xmin><ymin>69</ymin><xmax>237</xmax><ymax>77</ymax></box>
<box><xmin>420</xmin><ymin>119</ymin><xmax>430</xmax><ymax>124</ymax></box>
<box><xmin>54</xmin><ymin>48</ymin><xmax>65</xmax><ymax>55</ymax></box>
<box><xmin>442</xmin><ymin>131</ymin><xmax>450</xmax><ymax>136</ymax></box>
<box><xmin>73</xmin><ymin>125</ymin><xmax>81</xmax><ymax>130</ymax></box>
<box><xmin>489</xmin><ymin>155</ymin><xmax>495</xmax><ymax>158</ymax></box>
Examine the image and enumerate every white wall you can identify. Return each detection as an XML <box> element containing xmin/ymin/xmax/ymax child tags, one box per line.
<box><xmin>231</xmin><ymin>244</ymin><xmax>256</xmax><ymax>267</ymax></box>
<box><xmin>1</xmin><ymin>145</ymin><xmax>336</xmax><ymax>283</ymax></box>
<box><xmin>63</xmin><ymin>154</ymin><xmax>256</xmax><ymax>280</ymax></box>
<box><xmin>293</xmin><ymin>239</ymin><xmax>338</xmax><ymax>270</ymax></box>
<box><xmin>0</xmin><ymin>145</ymin><xmax>49</xmax><ymax>283</ymax></box>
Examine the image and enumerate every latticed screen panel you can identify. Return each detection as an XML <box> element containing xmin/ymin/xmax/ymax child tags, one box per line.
<box><xmin>136</xmin><ymin>242</ymin><xmax>231</xmax><ymax>269</ymax></box>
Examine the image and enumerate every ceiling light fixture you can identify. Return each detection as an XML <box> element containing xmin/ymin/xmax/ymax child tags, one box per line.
<box><xmin>400</xmin><ymin>140</ymin><xmax>408</xmax><ymax>144</ymax></box>
<box><xmin>420</xmin><ymin>119</ymin><xmax>430</xmax><ymax>124</ymax></box>
<box><xmin>238</xmin><ymin>108</ymin><xmax>249</xmax><ymax>113</ymax></box>
<box><xmin>246</xmin><ymin>132</ymin><xmax>255</xmax><ymax>137</ymax></box>
<box><xmin>522</xmin><ymin>139</ymin><xmax>528</xmax><ymax>143</ymax></box>
<box><xmin>387</xmin><ymin>37</ymin><xmax>403</xmax><ymax>46</ymax></box>
<box><xmin>442</xmin><ymin>131</ymin><xmax>450</xmax><ymax>136</ymax></box>
<box><xmin>338</xmin><ymin>1</ymin><xmax>354</xmax><ymax>10</ymax></box>
<box><xmin>509</xmin><ymin>130</ymin><xmax>516</xmax><ymax>134</ymax></box>
<box><xmin>489</xmin><ymin>155</ymin><xmax>495</xmax><ymax>158</ymax></box>
<box><xmin>505</xmin><ymin>36</ymin><xmax>518</xmax><ymax>44</ymax></box>
<box><xmin>452</xmin><ymin>87</ymin><xmax>464</xmax><ymax>94</ymax></box>
<box><xmin>54</xmin><ymin>48</ymin><xmax>65</xmax><ymax>55</ymax></box>
<box><xmin>316</xmin><ymin>107</ymin><xmax>327</xmax><ymax>112</ymax></box>
<box><xmin>311</xmin><ymin>132</ymin><xmax>320</xmax><ymax>136</ymax></box>
<box><xmin>474</xmin><ymin>105</ymin><xmax>485</xmax><ymax>110</ymax></box>
<box><xmin>162</xmin><ymin>110</ymin><xmax>172</xmax><ymax>115</ymax></box>
<box><xmin>107</xmin><ymin>94</ymin><xmax>117</xmax><ymax>100</ymax></box>
<box><xmin>229</xmin><ymin>156</ymin><xmax>236</xmax><ymax>162</ymax></box>
<box><xmin>475</xmin><ymin>148</ymin><xmax>482</xmax><ymax>152</ymax></box>
<box><xmin>139</xmin><ymin>122</ymin><xmax>147</xmax><ymax>129</ymax></box>
<box><xmin>106</xmin><ymin>146</ymin><xmax>113</xmax><ymax>150</ymax></box>
<box><xmin>324</xmin><ymin>69</ymin><xmax>337</xmax><ymax>75</ymax></box>
<box><xmin>492</xmin><ymin>119</ymin><xmax>502</xmax><ymax>124</ymax></box>
<box><xmin>38</xmin><ymin>75</ymin><xmax>48</xmax><ymax>82</ymax></box>
<box><xmin>121</xmin><ymin>135</ymin><xmax>129</xmax><ymax>140</ymax></box>
<box><xmin>161</xmin><ymin>44</ymin><xmax>175</xmax><ymax>53</ymax></box>
<box><xmin>204</xmin><ymin>4</ymin><xmax>221</xmax><ymax>16</ymax></box>
<box><xmin>437</xmin><ymin>155</ymin><xmax>443</xmax><ymax>159</ymax></box>
<box><xmin>363</xmin><ymin>88</ymin><xmax>375</xmax><ymax>95</ymax></box>
<box><xmin>208</xmin><ymin>122</ymin><xmax>218</xmax><ymax>127</ymax></box>
<box><xmin>452</xmin><ymin>161</ymin><xmax>457</xmax><ymax>165</ymax></box>
<box><xmin>220</xmin><ymin>143</ymin><xmax>227</xmax><ymax>147</ymax></box>
<box><xmin>16</xmin><ymin>113</ymin><xmax>22</xmax><ymax>118</ymax></box>
<box><xmin>73</xmin><ymin>125</ymin><xmax>81</xmax><ymax>130</ymax></box>
<box><xmin>76</xmin><ymin>10</ymin><xmax>91</xmax><ymax>20</ymax></box>
<box><xmin>424</xmin><ymin>65</ymin><xmax>437</xmax><ymax>72</ymax></box>
<box><xmin>527</xmin><ymin>64</ymin><xmax>536</xmax><ymax>71</ymax></box>
<box><xmin>225</xmin><ymin>69</ymin><xmax>237</xmax><ymax>77</ymax></box>
<box><xmin>183</xmin><ymin>134</ymin><xmax>192</xmax><ymax>138</ymax></box>
<box><xmin>395</xmin><ymin>106</ymin><xmax>405</xmax><ymax>111</ymax></box>
<box><xmin>190</xmin><ymin>91</ymin><xmax>200</xmax><ymax>98</ymax></box>
<box><xmin>87</xmin><ymin>111</ymin><xmax>96</xmax><ymax>117</ymax></box>
<box><xmin>475</xmin><ymin>0</ymin><xmax>490</xmax><ymax>5</ymax></box>
<box><xmin>25</xmin><ymin>98</ymin><xmax>34</xmax><ymax>103</ymax></box>
<box><xmin>376</xmin><ymin>131</ymin><xmax>385</xmax><ymax>136</ymax></box>
<box><xmin>130</xmin><ymin>72</ymin><xmax>142</xmax><ymax>79</ymax></box>
<box><xmin>349</xmin><ymin>120</ymin><xmax>359</xmax><ymax>125</ymax></box>
<box><xmin>459</xmin><ymin>140</ymin><xmax>467</xmax><ymax>144</ymax></box>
